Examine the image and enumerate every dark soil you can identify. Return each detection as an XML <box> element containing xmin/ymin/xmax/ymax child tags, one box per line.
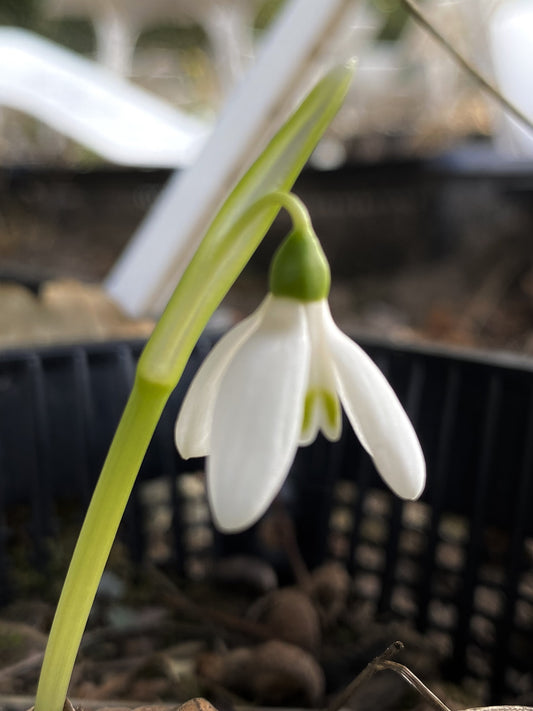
<box><xmin>0</xmin><ymin>159</ymin><xmax>532</xmax><ymax>711</ymax></box>
<box><xmin>0</xmin><ymin>547</ymin><xmax>474</xmax><ymax>711</ymax></box>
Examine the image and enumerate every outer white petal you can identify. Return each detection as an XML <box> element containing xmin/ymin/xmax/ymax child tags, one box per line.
<box><xmin>208</xmin><ymin>296</ymin><xmax>311</xmax><ymax>532</ymax></box>
<box><xmin>174</xmin><ymin>297</ymin><xmax>269</xmax><ymax>458</ymax></box>
<box><xmin>299</xmin><ymin>300</ymin><xmax>342</xmax><ymax>445</ymax></box>
<box><xmin>323</xmin><ymin>306</ymin><xmax>426</xmax><ymax>500</ymax></box>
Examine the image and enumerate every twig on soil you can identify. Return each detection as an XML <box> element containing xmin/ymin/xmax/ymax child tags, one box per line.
<box><xmin>326</xmin><ymin>640</ymin><xmax>404</xmax><ymax>711</ymax></box>
<box><xmin>326</xmin><ymin>643</ymin><xmax>455</xmax><ymax>711</ymax></box>
<box><xmin>147</xmin><ymin>565</ymin><xmax>276</xmax><ymax>643</ymax></box>
<box><xmin>0</xmin><ymin>653</ymin><xmax>48</xmax><ymax>685</ymax></box>
<box><xmin>0</xmin><ymin>610</ymin><xmax>170</xmax><ymax>684</ymax></box>
<box><xmin>270</xmin><ymin>504</ymin><xmax>312</xmax><ymax>588</ymax></box>
<box><xmin>376</xmin><ymin>660</ymin><xmax>454</xmax><ymax>711</ymax></box>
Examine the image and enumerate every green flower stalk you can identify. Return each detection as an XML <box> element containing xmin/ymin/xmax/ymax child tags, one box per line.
<box><xmin>34</xmin><ymin>62</ymin><xmax>354</xmax><ymax>711</ymax></box>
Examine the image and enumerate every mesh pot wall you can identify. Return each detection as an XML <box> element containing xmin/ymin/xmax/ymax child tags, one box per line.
<box><xmin>0</xmin><ymin>333</ymin><xmax>532</xmax><ymax>703</ymax></box>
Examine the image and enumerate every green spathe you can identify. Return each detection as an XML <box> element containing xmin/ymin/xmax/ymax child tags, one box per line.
<box><xmin>269</xmin><ymin>227</ymin><xmax>331</xmax><ymax>302</ymax></box>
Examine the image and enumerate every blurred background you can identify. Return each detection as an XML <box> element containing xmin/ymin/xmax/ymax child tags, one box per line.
<box><xmin>0</xmin><ymin>0</ymin><xmax>532</xmax><ymax>354</ymax></box>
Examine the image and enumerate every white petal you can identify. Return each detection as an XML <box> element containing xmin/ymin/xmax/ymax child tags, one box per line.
<box><xmin>208</xmin><ymin>296</ymin><xmax>311</xmax><ymax>532</ymax></box>
<box><xmin>174</xmin><ymin>297</ymin><xmax>268</xmax><ymax>458</ymax></box>
<box><xmin>324</xmin><ymin>308</ymin><xmax>425</xmax><ymax>500</ymax></box>
<box><xmin>299</xmin><ymin>301</ymin><xmax>342</xmax><ymax>445</ymax></box>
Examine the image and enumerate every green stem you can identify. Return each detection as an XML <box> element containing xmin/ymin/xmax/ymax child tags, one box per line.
<box><xmin>34</xmin><ymin>193</ymin><xmax>310</xmax><ymax>711</ymax></box>
<box><xmin>34</xmin><ymin>378</ymin><xmax>168</xmax><ymax>711</ymax></box>
<box><xmin>34</xmin><ymin>62</ymin><xmax>354</xmax><ymax>711</ymax></box>
<box><xmin>268</xmin><ymin>191</ymin><xmax>312</xmax><ymax>234</ymax></box>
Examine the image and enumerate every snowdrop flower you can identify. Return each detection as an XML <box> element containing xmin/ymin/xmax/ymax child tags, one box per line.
<box><xmin>175</xmin><ymin>219</ymin><xmax>425</xmax><ymax>532</ymax></box>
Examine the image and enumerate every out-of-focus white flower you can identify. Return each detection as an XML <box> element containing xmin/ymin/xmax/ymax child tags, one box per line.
<box><xmin>175</xmin><ymin>290</ymin><xmax>425</xmax><ymax>533</ymax></box>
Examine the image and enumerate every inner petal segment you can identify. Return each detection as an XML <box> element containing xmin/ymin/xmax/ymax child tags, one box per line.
<box><xmin>300</xmin><ymin>386</ymin><xmax>342</xmax><ymax>445</ymax></box>
<box><xmin>299</xmin><ymin>301</ymin><xmax>342</xmax><ymax>445</ymax></box>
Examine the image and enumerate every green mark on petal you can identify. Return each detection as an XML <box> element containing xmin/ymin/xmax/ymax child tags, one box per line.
<box><xmin>269</xmin><ymin>226</ymin><xmax>331</xmax><ymax>302</ymax></box>
<box><xmin>302</xmin><ymin>387</ymin><xmax>341</xmax><ymax>438</ymax></box>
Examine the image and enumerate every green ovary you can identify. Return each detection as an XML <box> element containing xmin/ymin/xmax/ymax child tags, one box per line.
<box><xmin>269</xmin><ymin>227</ymin><xmax>330</xmax><ymax>302</ymax></box>
<box><xmin>302</xmin><ymin>387</ymin><xmax>340</xmax><ymax>436</ymax></box>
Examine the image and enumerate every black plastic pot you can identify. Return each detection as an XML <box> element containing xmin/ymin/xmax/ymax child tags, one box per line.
<box><xmin>1</xmin><ymin>333</ymin><xmax>533</xmax><ymax>703</ymax></box>
<box><xmin>2</xmin><ymin>147</ymin><xmax>533</xmax><ymax>286</ymax></box>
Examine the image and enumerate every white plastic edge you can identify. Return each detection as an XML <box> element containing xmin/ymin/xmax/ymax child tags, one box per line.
<box><xmin>0</xmin><ymin>27</ymin><xmax>211</xmax><ymax>167</ymax></box>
